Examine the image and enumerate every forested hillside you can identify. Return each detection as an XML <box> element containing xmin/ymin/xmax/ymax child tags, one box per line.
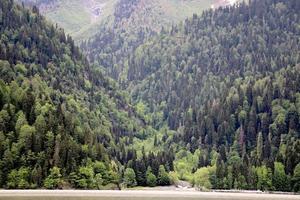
<box><xmin>84</xmin><ymin>0</ymin><xmax>300</xmax><ymax>192</ymax></box>
<box><xmin>0</xmin><ymin>0</ymin><xmax>161</xmax><ymax>189</ymax></box>
<box><xmin>81</xmin><ymin>0</ymin><xmax>219</xmax><ymax>82</ymax></box>
<box><xmin>1</xmin><ymin>0</ymin><xmax>300</xmax><ymax>192</ymax></box>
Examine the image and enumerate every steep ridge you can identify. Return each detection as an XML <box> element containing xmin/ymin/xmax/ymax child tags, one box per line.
<box><xmin>130</xmin><ymin>0</ymin><xmax>300</xmax><ymax>117</ymax></box>
<box><xmin>128</xmin><ymin>0</ymin><xmax>300</xmax><ymax>190</ymax></box>
<box><xmin>81</xmin><ymin>0</ymin><xmax>245</xmax><ymax>85</ymax></box>
<box><xmin>85</xmin><ymin>0</ymin><xmax>300</xmax><ymax>191</ymax></box>
<box><xmin>0</xmin><ymin>0</ymin><xmax>154</xmax><ymax>189</ymax></box>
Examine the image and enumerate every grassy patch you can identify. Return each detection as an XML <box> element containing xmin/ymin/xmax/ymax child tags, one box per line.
<box><xmin>43</xmin><ymin>0</ymin><xmax>117</xmax><ymax>41</ymax></box>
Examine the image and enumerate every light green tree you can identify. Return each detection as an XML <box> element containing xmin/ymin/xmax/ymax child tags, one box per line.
<box><xmin>256</xmin><ymin>165</ymin><xmax>272</xmax><ymax>191</ymax></box>
<box><xmin>7</xmin><ymin>167</ymin><xmax>31</xmax><ymax>189</ymax></box>
<box><xmin>15</xmin><ymin>111</ymin><xmax>27</xmax><ymax>135</ymax></box>
<box><xmin>44</xmin><ymin>167</ymin><xmax>62</xmax><ymax>189</ymax></box>
<box><xmin>19</xmin><ymin>124</ymin><xmax>36</xmax><ymax>151</ymax></box>
<box><xmin>17</xmin><ymin>167</ymin><xmax>31</xmax><ymax>189</ymax></box>
<box><xmin>77</xmin><ymin>166</ymin><xmax>95</xmax><ymax>189</ymax></box>
<box><xmin>123</xmin><ymin>168</ymin><xmax>137</xmax><ymax>187</ymax></box>
<box><xmin>7</xmin><ymin>169</ymin><xmax>18</xmax><ymax>188</ymax></box>
<box><xmin>34</xmin><ymin>114</ymin><xmax>47</xmax><ymax>151</ymax></box>
<box><xmin>292</xmin><ymin>163</ymin><xmax>300</xmax><ymax>192</ymax></box>
<box><xmin>94</xmin><ymin>173</ymin><xmax>103</xmax><ymax>189</ymax></box>
<box><xmin>158</xmin><ymin>165</ymin><xmax>170</xmax><ymax>186</ymax></box>
<box><xmin>194</xmin><ymin>167</ymin><xmax>212</xmax><ymax>190</ymax></box>
<box><xmin>236</xmin><ymin>174</ymin><xmax>247</xmax><ymax>189</ymax></box>
<box><xmin>146</xmin><ymin>167</ymin><xmax>157</xmax><ymax>187</ymax></box>
<box><xmin>273</xmin><ymin>162</ymin><xmax>289</xmax><ymax>191</ymax></box>
<box><xmin>168</xmin><ymin>171</ymin><xmax>179</xmax><ymax>185</ymax></box>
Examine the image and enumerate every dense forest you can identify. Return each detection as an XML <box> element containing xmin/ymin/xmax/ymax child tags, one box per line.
<box><xmin>0</xmin><ymin>0</ymin><xmax>165</xmax><ymax>189</ymax></box>
<box><xmin>80</xmin><ymin>0</ymin><xmax>214</xmax><ymax>83</ymax></box>
<box><xmin>0</xmin><ymin>0</ymin><xmax>300</xmax><ymax>192</ymax></box>
<box><xmin>82</xmin><ymin>0</ymin><xmax>300</xmax><ymax>192</ymax></box>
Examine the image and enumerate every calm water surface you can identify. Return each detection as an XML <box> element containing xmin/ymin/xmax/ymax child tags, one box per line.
<box><xmin>1</xmin><ymin>196</ymin><xmax>206</xmax><ymax>200</ymax></box>
<box><xmin>0</xmin><ymin>190</ymin><xmax>299</xmax><ymax>200</ymax></box>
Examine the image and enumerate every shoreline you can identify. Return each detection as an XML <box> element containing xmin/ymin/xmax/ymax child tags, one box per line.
<box><xmin>0</xmin><ymin>190</ymin><xmax>299</xmax><ymax>199</ymax></box>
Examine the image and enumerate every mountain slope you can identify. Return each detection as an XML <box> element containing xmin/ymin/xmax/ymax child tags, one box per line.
<box><xmin>130</xmin><ymin>0</ymin><xmax>300</xmax><ymax>116</ymax></box>
<box><xmin>0</xmin><ymin>0</ymin><xmax>152</xmax><ymax>189</ymax></box>
<box><xmin>2</xmin><ymin>0</ymin><xmax>300</xmax><ymax>192</ymax></box>
<box><xmin>130</xmin><ymin>0</ymin><xmax>300</xmax><ymax>190</ymax></box>
<box><xmin>81</xmin><ymin>0</ymin><xmax>244</xmax><ymax>84</ymax></box>
<box><xmin>18</xmin><ymin>0</ymin><xmax>227</xmax><ymax>41</ymax></box>
<box><xmin>17</xmin><ymin>0</ymin><xmax>118</xmax><ymax>41</ymax></box>
<box><xmin>85</xmin><ymin>0</ymin><xmax>300</xmax><ymax>191</ymax></box>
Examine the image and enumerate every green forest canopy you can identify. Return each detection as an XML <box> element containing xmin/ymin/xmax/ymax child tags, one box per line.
<box><xmin>0</xmin><ymin>0</ymin><xmax>300</xmax><ymax>192</ymax></box>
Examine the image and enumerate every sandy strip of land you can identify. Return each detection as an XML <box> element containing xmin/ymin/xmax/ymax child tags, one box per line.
<box><xmin>0</xmin><ymin>190</ymin><xmax>299</xmax><ymax>199</ymax></box>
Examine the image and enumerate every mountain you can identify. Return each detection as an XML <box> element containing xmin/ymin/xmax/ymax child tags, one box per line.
<box><xmin>17</xmin><ymin>0</ymin><xmax>237</xmax><ymax>41</ymax></box>
<box><xmin>16</xmin><ymin>0</ymin><xmax>242</xmax><ymax>82</ymax></box>
<box><xmin>16</xmin><ymin>0</ymin><xmax>117</xmax><ymax>40</ymax></box>
<box><xmin>1</xmin><ymin>0</ymin><xmax>300</xmax><ymax>192</ymax></box>
<box><xmin>80</xmin><ymin>0</ymin><xmax>243</xmax><ymax>84</ymax></box>
<box><xmin>83</xmin><ymin>0</ymin><xmax>300</xmax><ymax>191</ymax></box>
<box><xmin>0</xmin><ymin>0</ymin><xmax>164</xmax><ymax>189</ymax></box>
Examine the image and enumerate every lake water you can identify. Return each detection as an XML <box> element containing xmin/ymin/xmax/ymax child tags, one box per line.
<box><xmin>0</xmin><ymin>190</ymin><xmax>300</xmax><ymax>200</ymax></box>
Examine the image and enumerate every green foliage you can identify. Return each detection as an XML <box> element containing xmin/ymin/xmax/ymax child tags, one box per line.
<box><xmin>81</xmin><ymin>0</ymin><xmax>300</xmax><ymax>192</ymax></box>
<box><xmin>109</xmin><ymin>0</ymin><xmax>300</xmax><ymax>191</ymax></box>
<box><xmin>146</xmin><ymin>167</ymin><xmax>157</xmax><ymax>187</ymax></box>
<box><xmin>157</xmin><ymin>165</ymin><xmax>170</xmax><ymax>186</ymax></box>
<box><xmin>168</xmin><ymin>171</ymin><xmax>179</xmax><ymax>185</ymax></box>
<box><xmin>15</xmin><ymin>111</ymin><xmax>28</xmax><ymax>135</ymax></box>
<box><xmin>194</xmin><ymin>167</ymin><xmax>212</xmax><ymax>190</ymax></box>
<box><xmin>215</xmin><ymin>156</ymin><xmax>225</xmax><ymax>189</ymax></box>
<box><xmin>1</xmin><ymin>0</ymin><xmax>300</xmax><ymax>192</ymax></box>
<box><xmin>93</xmin><ymin>162</ymin><xmax>107</xmax><ymax>177</ymax></box>
<box><xmin>174</xmin><ymin>149</ymin><xmax>199</xmax><ymax>180</ymax></box>
<box><xmin>236</xmin><ymin>175</ymin><xmax>247</xmax><ymax>190</ymax></box>
<box><xmin>19</xmin><ymin>125</ymin><xmax>36</xmax><ymax>152</ymax></box>
<box><xmin>7</xmin><ymin>170</ymin><xmax>18</xmax><ymax>189</ymax></box>
<box><xmin>68</xmin><ymin>161</ymin><xmax>120</xmax><ymax>189</ymax></box>
<box><xmin>292</xmin><ymin>163</ymin><xmax>300</xmax><ymax>192</ymax></box>
<box><xmin>256</xmin><ymin>132</ymin><xmax>263</xmax><ymax>162</ymax></box>
<box><xmin>76</xmin><ymin>166</ymin><xmax>95</xmax><ymax>189</ymax></box>
<box><xmin>94</xmin><ymin>173</ymin><xmax>103</xmax><ymax>189</ymax></box>
<box><xmin>31</xmin><ymin>165</ymin><xmax>43</xmax><ymax>188</ymax></box>
<box><xmin>273</xmin><ymin>162</ymin><xmax>290</xmax><ymax>191</ymax></box>
<box><xmin>123</xmin><ymin>168</ymin><xmax>137</xmax><ymax>188</ymax></box>
<box><xmin>7</xmin><ymin>167</ymin><xmax>31</xmax><ymax>189</ymax></box>
<box><xmin>44</xmin><ymin>167</ymin><xmax>62</xmax><ymax>189</ymax></box>
<box><xmin>256</xmin><ymin>166</ymin><xmax>273</xmax><ymax>191</ymax></box>
<box><xmin>0</xmin><ymin>0</ymin><xmax>147</xmax><ymax>189</ymax></box>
